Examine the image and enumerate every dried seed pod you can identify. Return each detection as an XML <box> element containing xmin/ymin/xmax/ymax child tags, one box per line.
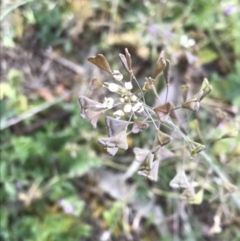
<box><xmin>152</xmin><ymin>129</ymin><xmax>172</xmax><ymax>154</ymax></box>
<box><xmin>106</xmin><ymin>147</ymin><xmax>118</xmax><ymax>156</ymax></box>
<box><xmin>169</xmin><ymin>171</ymin><xmax>190</xmax><ymax>189</ymax></box>
<box><xmin>139</xmin><ymin>151</ymin><xmax>154</xmax><ymax>171</ymax></box>
<box><xmin>78</xmin><ymin>96</ymin><xmax>106</xmax><ymax>127</ymax></box>
<box><xmin>142</xmin><ymin>77</ymin><xmax>153</xmax><ymax>90</ymax></box>
<box><xmin>133</xmin><ymin>147</ymin><xmax>150</xmax><ymax>163</ymax></box>
<box><xmin>138</xmin><ymin>159</ymin><xmax>160</xmax><ymax>182</ymax></box>
<box><xmin>152</xmin><ymin>54</ymin><xmax>166</xmax><ymax>79</ymax></box>
<box><xmin>131</xmin><ymin>119</ymin><xmax>149</xmax><ymax>133</ymax></box>
<box><xmin>98</xmin><ymin>129</ymin><xmax>128</xmax><ymax>151</ymax></box>
<box><xmin>119</xmin><ymin>53</ymin><xmax>129</xmax><ymax>73</ymax></box>
<box><xmin>188</xmin><ymin>140</ymin><xmax>205</xmax><ymax>158</ymax></box>
<box><xmin>85</xmin><ymin>109</ymin><xmax>104</xmax><ymax>128</ymax></box>
<box><xmin>79</xmin><ymin>96</ymin><xmax>105</xmax><ymax>115</ymax></box>
<box><xmin>125</xmin><ymin>48</ymin><xmax>132</xmax><ymax>71</ymax></box>
<box><xmin>88</xmin><ymin>54</ymin><xmax>113</xmax><ymax>74</ymax></box>
<box><xmin>181</xmin><ymin>90</ymin><xmax>203</xmax><ymax>111</ymax></box>
<box><xmin>153</xmin><ymin>102</ymin><xmax>172</xmax><ymax>122</ymax></box>
<box><xmin>105</xmin><ymin>116</ymin><xmax>129</xmax><ymax>137</ymax></box>
<box><xmin>199</xmin><ymin>78</ymin><xmax>212</xmax><ymax>101</ymax></box>
<box><xmin>119</xmin><ymin>48</ymin><xmax>132</xmax><ymax>74</ymax></box>
<box><xmin>163</xmin><ymin>59</ymin><xmax>170</xmax><ymax>85</ymax></box>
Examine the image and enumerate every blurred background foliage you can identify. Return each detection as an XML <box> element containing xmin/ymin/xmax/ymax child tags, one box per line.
<box><xmin>0</xmin><ymin>0</ymin><xmax>240</xmax><ymax>240</ymax></box>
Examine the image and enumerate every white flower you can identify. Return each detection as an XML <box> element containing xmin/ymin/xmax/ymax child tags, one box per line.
<box><xmin>103</xmin><ymin>97</ymin><xmax>114</xmax><ymax>109</ymax></box>
<box><xmin>119</xmin><ymin>98</ymin><xmax>125</xmax><ymax>103</ymax></box>
<box><xmin>123</xmin><ymin>103</ymin><xmax>132</xmax><ymax>113</ymax></box>
<box><xmin>124</xmin><ymin>81</ymin><xmax>133</xmax><ymax>90</ymax></box>
<box><xmin>132</xmin><ymin>102</ymin><xmax>144</xmax><ymax>113</ymax></box>
<box><xmin>96</xmin><ymin>97</ymin><xmax>114</xmax><ymax>109</ymax></box>
<box><xmin>107</xmin><ymin>83</ymin><xmax>120</xmax><ymax>92</ymax></box>
<box><xmin>180</xmin><ymin>34</ymin><xmax>195</xmax><ymax>48</ymax></box>
<box><xmin>131</xmin><ymin>95</ymin><xmax>137</xmax><ymax>102</ymax></box>
<box><xmin>113</xmin><ymin>110</ymin><xmax>124</xmax><ymax>119</ymax></box>
<box><xmin>113</xmin><ymin>70</ymin><xmax>123</xmax><ymax>81</ymax></box>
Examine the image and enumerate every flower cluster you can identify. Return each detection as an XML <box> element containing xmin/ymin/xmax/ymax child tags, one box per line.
<box><xmin>78</xmin><ymin>48</ymin><xmax>215</xmax><ymax>204</ymax></box>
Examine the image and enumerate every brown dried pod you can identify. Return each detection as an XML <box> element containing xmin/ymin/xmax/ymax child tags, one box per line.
<box><xmin>139</xmin><ymin>151</ymin><xmax>154</xmax><ymax>171</ymax></box>
<box><xmin>106</xmin><ymin>147</ymin><xmax>118</xmax><ymax>156</ymax></box>
<box><xmin>152</xmin><ymin>55</ymin><xmax>166</xmax><ymax>79</ymax></box>
<box><xmin>119</xmin><ymin>53</ymin><xmax>129</xmax><ymax>73</ymax></box>
<box><xmin>182</xmin><ymin>100</ymin><xmax>200</xmax><ymax>112</ymax></box>
<box><xmin>131</xmin><ymin>119</ymin><xmax>149</xmax><ymax>133</ymax></box>
<box><xmin>98</xmin><ymin>129</ymin><xmax>128</xmax><ymax>151</ymax></box>
<box><xmin>88</xmin><ymin>54</ymin><xmax>113</xmax><ymax>74</ymax></box>
<box><xmin>153</xmin><ymin>102</ymin><xmax>172</xmax><ymax>122</ymax></box>
<box><xmin>169</xmin><ymin>171</ymin><xmax>190</xmax><ymax>189</ymax></box>
<box><xmin>85</xmin><ymin>109</ymin><xmax>104</xmax><ymax>128</ymax></box>
<box><xmin>105</xmin><ymin>116</ymin><xmax>129</xmax><ymax>137</ymax></box>
<box><xmin>119</xmin><ymin>48</ymin><xmax>132</xmax><ymax>73</ymax></box>
<box><xmin>163</xmin><ymin>59</ymin><xmax>170</xmax><ymax>85</ymax></box>
<box><xmin>138</xmin><ymin>159</ymin><xmax>160</xmax><ymax>182</ymax></box>
<box><xmin>181</xmin><ymin>90</ymin><xmax>203</xmax><ymax>112</ymax></box>
<box><xmin>133</xmin><ymin>147</ymin><xmax>150</xmax><ymax>163</ymax></box>
<box><xmin>188</xmin><ymin>140</ymin><xmax>205</xmax><ymax>158</ymax></box>
<box><xmin>152</xmin><ymin>129</ymin><xmax>172</xmax><ymax>154</ymax></box>
<box><xmin>78</xmin><ymin>96</ymin><xmax>106</xmax><ymax>125</ymax></box>
<box><xmin>142</xmin><ymin>77</ymin><xmax>153</xmax><ymax>91</ymax></box>
<box><xmin>125</xmin><ymin>48</ymin><xmax>132</xmax><ymax>71</ymax></box>
<box><xmin>199</xmin><ymin>78</ymin><xmax>212</xmax><ymax>101</ymax></box>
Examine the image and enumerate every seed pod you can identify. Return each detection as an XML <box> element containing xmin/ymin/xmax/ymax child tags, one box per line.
<box><xmin>119</xmin><ymin>48</ymin><xmax>132</xmax><ymax>73</ymax></box>
<box><xmin>200</xmin><ymin>78</ymin><xmax>212</xmax><ymax>101</ymax></box>
<box><xmin>105</xmin><ymin>116</ymin><xmax>129</xmax><ymax>137</ymax></box>
<box><xmin>138</xmin><ymin>159</ymin><xmax>160</xmax><ymax>182</ymax></box>
<box><xmin>143</xmin><ymin>77</ymin><xmax>153</xmax><ymax>91</ymax></box>
<box><xmin>131</xmin><ymin>119</ymin><xmax>149</xmax><ymax>133</ymax></box>
<box><xmin>139</xmin><ymin>152</ymin><xmax>154</xmax><ymax>171</ymax></box>
<box><xmin>88</xmin><ymin>54</ymin><xmax>113</xmax><ymax>74</ymax></box>
<box><xmin>153</xmin><ymin>102</ymin><xmax>172</xmax><ymax>122</ymax></box>
<box><xmin>188</xmin><ymin>140</ymin><xmax>205</xmax><ymax>158</ymax></box>
<box><xmin>170</xmin><ymin>171</ymin><xmax>190</xmax><ymax>189</ymax></box>
<box><xmin>163</xmin><ymin>59</ymin><xmax>170</xmax><ymax>85</ymax></box>
<box><xmin>152</xmin><ymin>54</ymin><xmax>166</xmax><ymax>79</ymax></box>
<box><xmin>98</xmin><ymin>129</ymin><xmax>128</xmax><ymax>151</ymax></box>
<box><xmin>152</xmin><ymin>129</ymin><xmax>172</xmax><ymax>153</ymax></box>
<box><xmin>199</xmin><ymin>78</ymin><xmax>212</xmax><ymax>101</ymax></box>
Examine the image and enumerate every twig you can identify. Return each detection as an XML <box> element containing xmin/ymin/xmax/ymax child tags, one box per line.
<box><xmin>44</xmin><ymin>52</ymin><xmax>85</xmax><ymax>75</ymax></box>
<box><xmin>0</xmin><ymin>92</ymin><xmax>70</xmax><ymax>130</ymax></box>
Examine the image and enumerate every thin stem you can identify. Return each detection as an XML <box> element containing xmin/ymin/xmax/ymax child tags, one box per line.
<box><xmin>165</xmin><ymin>83</ymin><xmax>169</xmax><ymax>103</ymax></box>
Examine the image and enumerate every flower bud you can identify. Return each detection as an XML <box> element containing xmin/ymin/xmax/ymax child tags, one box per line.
<box><xmin>124</xmin><ymin>81</ymin><xmax>133</xmax><ymax>90</ymax></box>
<box><xmin>113</xmin><ymin>70</ymin><xmax>123</xmax><ymax>81</ymax></box>
<box><xmin>123</xmin><ymin>103</ymin><xmax>132</xmax><ymax>113</ymax></box>
<box><xmin>107</xmin><ymin>83</ymin><xmax>120</xmax><ymax>92</ymax></box>
<box><xmin>113</xmin><ymin>110</ymin><xmax>124</xmax><ymax>119</ymax></box>
<box><xmin>132</xmin><ymin>102</ymin><xmax>144</xmax><ymax>113</ymax></box>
